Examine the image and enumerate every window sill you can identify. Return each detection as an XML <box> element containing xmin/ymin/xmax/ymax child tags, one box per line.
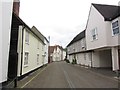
<box><xmin>25</xmin><ymin>42</ymin><xmax>29</xmax><ymax>45</ymax></box>
<box><xmin>112</xmin><ymin>33</ymin><xmax>120</xmax><ymax>37</ymax></box>
<box><xmin>24</xmin><ymin>65</ymin><xmax>28</xmax><ymax>68</ymax></box>
<box><xmin>91</xmin><ymin>39</ymin><xmax>98</xmax><ymax>42</ymax></box>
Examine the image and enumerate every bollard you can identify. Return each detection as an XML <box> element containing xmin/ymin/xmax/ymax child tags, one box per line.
<box><xmin>14</xmin><ymin>77</ymin><xmax>18</xmax><ymax>88</ymax></box>
<box><xmin>116</xmin><ymin>70</ymin><xmax>120</xmax><ymax>89</ymax></box>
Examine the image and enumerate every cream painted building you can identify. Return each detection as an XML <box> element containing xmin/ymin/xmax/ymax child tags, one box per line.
<box><xmin>31</xmin><ymin>26</ymin><xmax>49</xmax><ymax>65</ymax></box>
<box><xmin>17</xmin><ymin>25</ymin><xmax>45</xmax><ymax>76</ymax></box>
<box><xmin>8</xmin><ymin>13</ymin><xmax>48</xmax><ymax>78</ymax></box>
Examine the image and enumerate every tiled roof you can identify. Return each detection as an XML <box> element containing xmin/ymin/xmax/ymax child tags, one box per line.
<box><xmin>67</xmin><ymin>30</ymin><xmax>85</xmax><ymax>47</ymax></box>
<box><xmin>92</xmin><ymin>3</ymin><xmax>120</xmax><ymax>21</ymax></box>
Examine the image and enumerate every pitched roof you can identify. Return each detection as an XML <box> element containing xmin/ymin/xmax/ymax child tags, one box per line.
<box><xmin>49</xmin><ymin>45</ymin><xmax>63</xmax><ymax>54</ymax></box>
<box><xmin>13</xmin><ymin>13</ymin><xmax>45</xmax><ymax>44</ymax></box>
<box><xmin>31</xmin><ymin>26</ymin><xmax>49</xmax><ymax>43</ymax></box>
<box><xmin>67</xmin><ymin>30</ymin><xmax>85</xmax><ymax>47</ymax></box>
<box><xmin>92</xmin><ymin>3</ymin><xmax>120</xmax><ymax>21</ymax></box>
<box><xmin>31</xmin><ymin>26</ymin><xmax>44</xmax><ymax>43</ymax></box>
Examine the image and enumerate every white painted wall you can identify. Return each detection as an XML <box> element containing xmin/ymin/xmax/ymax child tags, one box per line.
<box><xmin>99</xmin><ymin>50</ymin><xmax>112</xmax><ymax>67</ymax></box>
<box><xmin>69</xmin><ymin>55</ymin><xmax>73</xmax><ymax>63</ymax></box>
<box><xmin>75</xmin><ymin>52</ymin><xmax>92</xmax><ymax>67</ymax></box>
<box><xmin>17</xmin><ymin>27</ymin><xmax>44</xmax><ymax>76</ymax></box>
<box><xmin>86</xmin><ymin>5</ymin><xmax>120</xmax><ymax>50</ymax></box>
<box><xmin>53</xmin><ymin>46</ymin><xmax>63</xmax><ymax>62</ymax></box>
<box><xmin>92</xmin><ymin>50</ymin><xmax>112</xmax><ymax>68</ymax></box>
<box><xmin>111</xmin><ymin>47</ymin><xmax>119</xmax><ymax>71</ymax></box>
<box><xmin>86</xmin><ymin>5</ymin><xmax>108</xmax><ymax>50</ymax></box>
<box><xmin>52</xmin><ymin>48</ymin><xmax>56</xmax><ymax>62</ymax></box>
<box><xmin>105</xmin><ymin>17</ymin><xmax>120</xmax><ymax>47</ymax></box>
<box><xmin>77</xmin><ymin>53</ymin><xmax>84</xmax><ymax>65</ymax></box>
<box><xmin>63</xmin><ymin>50</ymin><xmax>66</xmax><ymax>60</ymax></box>
<box><xmin>67</xmin><ymin>38</ymin><xmax>86</xmax><ymax>55</ymax></box>
<box><xmin>0</xmin><ymin>0</ymin><xmax>13</xmax><ymax>83</ymax></box>
<box><xmin>85</xmin><ymin>52</ymin><xmax>92</xmax><ymax>67</ymax></box>
<box><xmin>43</xmin><ymin>39</ymin><xmax>49</xmax><ymax>65</ymax></box>
<box><xmin>92</xmin><ymin>51</ymin><xmax>100</xmax><ymax>67</ymax></box>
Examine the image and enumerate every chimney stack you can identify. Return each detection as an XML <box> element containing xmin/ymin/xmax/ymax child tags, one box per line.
<box><xmin>13</xmin><ymin>0</ymin><xmax>20</xmax><ymax>16</ymax></box>
<box><xmin>118</xmin><ymin>1</ymin><xmax>120</xmax><ymax>6</ymax></box>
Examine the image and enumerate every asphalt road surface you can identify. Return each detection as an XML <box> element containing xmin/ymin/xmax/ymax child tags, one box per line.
<box><xmin>20</xmin><ymin>61</ymin><xmax>119</xmax><ymax>88</ymax></box>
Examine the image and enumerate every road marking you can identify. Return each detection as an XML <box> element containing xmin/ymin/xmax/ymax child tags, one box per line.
<box><xmin>59</xmin><ymin>62</ymin><xmax>76</xmax><ymax>89</ymax></box>
<box><xmin>21</xmin><ymin>65</ymin><xmax>48</xmax><ymax>88</ymax></box>
<box><xmin>63</xmin><ymin>70</ymin><xmax>76</xmax><ymax>89</ymax></box>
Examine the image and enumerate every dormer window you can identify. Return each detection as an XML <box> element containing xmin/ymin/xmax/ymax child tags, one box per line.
<box><xmin>112</xmin><ymin>20</ymin><xmax>119</xmax><ymax>36</ymax></box>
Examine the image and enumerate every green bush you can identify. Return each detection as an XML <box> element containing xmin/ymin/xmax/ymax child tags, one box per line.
<box><xmin>72</xmin><ymin>58</ymin><xmax>77</xmax><ymax>64</ymax></box>
<box><xmin>65</xmin><ymin>59</ymin><xmax>70</xmax><ymax>63</ymax></box>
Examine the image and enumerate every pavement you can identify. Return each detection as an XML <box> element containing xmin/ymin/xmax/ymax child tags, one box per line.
<box><xmin>16</xmin><ymin>61</ymin><xmax>120</xmax><ymax>88</ymax></box>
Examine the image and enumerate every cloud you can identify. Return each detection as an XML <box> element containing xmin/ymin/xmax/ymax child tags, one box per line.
<box><xmin>20</xmin><ymin>0</ymin><xmax>119</xmax><ymax>48</ymax></box>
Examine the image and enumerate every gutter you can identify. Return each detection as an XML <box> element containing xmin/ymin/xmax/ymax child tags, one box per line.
<box><xmin>20</xmin><ymin>26</ymin><xmax>25</xmax><ymax>75</ymax></box>
<box><xmin>68</xmin><ymin>50</ymin><xmax>93</xmax><ymax>55</ymax></box>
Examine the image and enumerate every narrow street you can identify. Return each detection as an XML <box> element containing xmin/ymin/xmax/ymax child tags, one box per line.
<box><xmin>18</xmin><ymin>61</ymin><xmax>119</xmax><ymax>88</ymax></box>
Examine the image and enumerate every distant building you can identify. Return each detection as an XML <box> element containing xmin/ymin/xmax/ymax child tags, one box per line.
<box><xmin>49</xmin><ymin>45</ymin><xmax>66</xmax><ymax>62</ymax></box>
<box><xmin>67</xmin><ymin>30</ymin><xmax>92</xmax><ymax>67</ymax></box>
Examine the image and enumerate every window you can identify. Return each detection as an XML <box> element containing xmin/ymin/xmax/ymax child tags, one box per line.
<box><xmin>24</xmin><ymin>52</ymin><xmax>29</xmax><ymax>66</ymax></box>
<box><xmin>112</xmin><ymin>20</ymin><xmax>119</xmax><ymax>35</ymax></box>
<box><xmin>25</xmin><ymin>30</ymin><xmax>29</xmax><ymax>44</ymax></box>
<box><xmin>37</xmin><ymin>54</ymin><xmax>39</xmax><ymax>65</ymax></box>
<box><xmin>91</xmin><ymin>28</ymin><xmax>98</xmax><ymax>40</ymax></box>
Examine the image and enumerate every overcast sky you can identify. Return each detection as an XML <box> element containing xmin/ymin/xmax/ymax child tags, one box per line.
<box><xmin>19</xmin><ymin>0</ymin><xmax>120</xmax><ymax>48</ymax></box>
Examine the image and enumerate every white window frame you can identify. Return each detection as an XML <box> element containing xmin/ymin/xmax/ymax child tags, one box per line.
<box><xmin>25</xmin><ymin>30</ymin><xmax>29</xmax><ymax>44</ymax></box>
<box><xmin>112</xmin><ymin>20</ymin><xmax>119</xmax><ymax>36</ymax></box>
<box><xmin>24</xmin><ymin>52</ymin><xmax>29</xmax><ymax>67</ymax></box>
<box><xmin>91</xmin><ymin>27</ymin><xmax>98</xmax><ymax>41</ymax></box>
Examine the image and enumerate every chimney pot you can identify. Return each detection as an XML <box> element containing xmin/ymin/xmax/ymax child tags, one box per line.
<box><xmin>13</xmin><ymin>0</ymin><xmax>20</xmax><ymax>16</ymax></box>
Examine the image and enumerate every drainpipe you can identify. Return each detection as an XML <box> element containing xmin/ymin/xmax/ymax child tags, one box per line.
<box><xmin>20</xmin><ymin>26</ymin><xmax>25</xmax><ymax>75</ymax></box>
<box><xmin>14</xmin><ymin>26</ymin><xmax>25</xmax><ymax>88</ymax></box>
<box><xmin>91</xmin><ymin>51</ymin><xmax>93</xmax><ymax>68</ymax></box>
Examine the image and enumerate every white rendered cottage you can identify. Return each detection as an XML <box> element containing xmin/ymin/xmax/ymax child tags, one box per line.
<box><xmin>86</xmin><ymin>3</ymin><xmax>120</xmax><ymax>71</ymax></box>
<box><xmin>67</xmin><ymin>30</ymin><xmax>92</xmax><ymax>67</ymax></box>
